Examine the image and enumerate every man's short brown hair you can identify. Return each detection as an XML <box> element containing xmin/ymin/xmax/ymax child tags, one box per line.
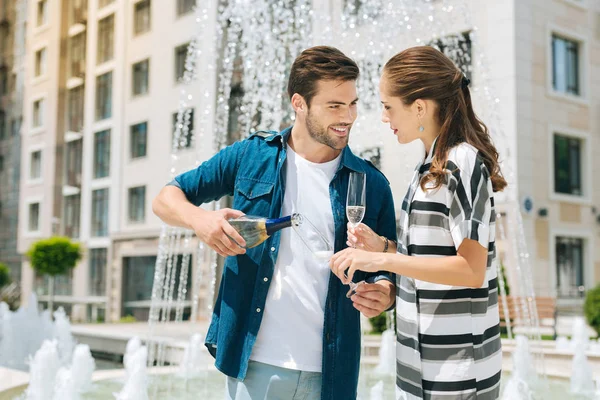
<box><xmin>287</xmin><ymin>46</ymin><xmax>359</xmax><ymax>107</ymax></box>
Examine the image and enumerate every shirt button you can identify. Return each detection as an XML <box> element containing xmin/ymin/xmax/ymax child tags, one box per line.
<box><xmin>263</xmin><ymin>277</ymin><xmax>268</xmax><ymax>282</ymax></box>
<box><xmin>270</xmin><ymin>247</ymin><xmax>276</xmax><ymax>252</ymax></box>
<box><xmin>256</xmin><ymin>308</ymin><xmax>261</xmax><ymax>313</ymax></box>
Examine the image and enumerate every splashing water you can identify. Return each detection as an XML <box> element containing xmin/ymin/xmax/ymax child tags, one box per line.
<box><xmin>25</xmin><ymin>340</ymin><xmax>60</xmax><ymax>400</ymax></box>
<box><xmin>570</xmin><ymin>318</ymin><xmax>596</xmax><ymax>397</ymax></box>
<box><xmin>114</xmin><ymin>341</ymin><xmax>150</xmax><ymax>400</ymax></box>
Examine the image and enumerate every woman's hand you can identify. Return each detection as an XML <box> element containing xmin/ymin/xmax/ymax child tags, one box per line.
<box><xmin>347</xmin><ymin>222</ymin><xmax>391</xmax><ymax>253</ymax></box>
<box><xmin>330</xmin><ymin>247</ymin><xmax>384</xmax><ymax>284</ymax></box>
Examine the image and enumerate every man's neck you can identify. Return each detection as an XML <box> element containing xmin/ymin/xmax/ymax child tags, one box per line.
<box><xmin>288</xmin><ymin>124</ymin><xmax>343</xmax><ymax>164</ymax></box>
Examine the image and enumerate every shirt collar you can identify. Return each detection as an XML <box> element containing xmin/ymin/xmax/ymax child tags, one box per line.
<box><xmin>424</xmin><ymin>136</ymin><xmax>439</xmax><ymax>164</ymax></box>
<box><xmin>273</xmin><ymin>126</ymin><xmax>365</xmax><ymax>174</ymax></box>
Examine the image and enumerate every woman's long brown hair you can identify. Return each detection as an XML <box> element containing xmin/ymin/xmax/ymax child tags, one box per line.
<box><xmin>383</xmin><ymin>46</ymin><xmax>507</xmax><ymax>192</ymax></box>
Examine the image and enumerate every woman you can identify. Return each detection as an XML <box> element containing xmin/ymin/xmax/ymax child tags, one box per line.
<box><xmin>331</xmin><ymin>46</ymin><xmax>506</xmax><ymax>400</ymax></box>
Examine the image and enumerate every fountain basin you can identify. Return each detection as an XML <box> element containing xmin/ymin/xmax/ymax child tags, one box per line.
<box><xmin>1</xmin><ymin>367</ymin><xmax>582</xmax><ymax>400</ymax></box>
<box><xmin>0</xmin><ymin>365</ymin><xmax>399</xmax><ymax>400</ymax></box>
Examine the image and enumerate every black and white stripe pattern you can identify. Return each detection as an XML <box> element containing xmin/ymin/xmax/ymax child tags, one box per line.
<box><xmin>395</xmin><ymin>141</ymin><xmax>502</xmax><ymax>400</ymax></box>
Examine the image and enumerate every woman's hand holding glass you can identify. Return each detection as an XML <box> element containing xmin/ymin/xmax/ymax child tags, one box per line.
<box><xmin>346</xmin><ymin>222</ymin><xmax>388</xmax><ymax>253</ymax></box>
<box><xmin>330</xmin><ymin>247</ymin><xmax>383</xmax><ymax>285</ymax></box>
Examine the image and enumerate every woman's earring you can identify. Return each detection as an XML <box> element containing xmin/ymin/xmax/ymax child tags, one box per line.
<box><xmin>419</xmin><ymin>125</ymin><xmax>424</xmax><ymax>132</ymax></box>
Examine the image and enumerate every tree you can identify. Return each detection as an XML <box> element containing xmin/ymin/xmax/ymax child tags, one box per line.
<box><xmin>0</xmin><ymin>262</ymin><xmax>10</xmax><ymax>289</ymax></box>
<box><xmin>27</xmin><ymin>237</ymin><xmax>82</xmax><ymax>314</ymax></box>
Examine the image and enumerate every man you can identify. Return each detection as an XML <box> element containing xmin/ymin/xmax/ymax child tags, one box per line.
<box><xmin>152</xmin><ymin>46</ymin><xmax>397</xmax><ymax>399</ymax></box>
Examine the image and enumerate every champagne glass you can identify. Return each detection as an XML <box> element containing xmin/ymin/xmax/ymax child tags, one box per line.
<box><xmin>292</xmin><ymin>213</ymin><xmax>365</xmax><ymax>299</ymax></box>
<box><xmin>345</xmin><ymin>172</ymin><xmax>366</xmax><ymax>297</ymax></box>
<box><xmin>347</xmin><ymin>172</ymin><xmax>366</xmax><ymax>231</ymax></box>
<box><xmin>292</xmin><ymin>214</ymin><xmax>334</xmax><ymax>263</ymax></box>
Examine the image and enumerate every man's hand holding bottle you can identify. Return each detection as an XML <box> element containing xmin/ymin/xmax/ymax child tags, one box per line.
<box><xmin>190</xmin><ymin>208</ymin><xmax>247</xmax><ymax>257</ymax></box>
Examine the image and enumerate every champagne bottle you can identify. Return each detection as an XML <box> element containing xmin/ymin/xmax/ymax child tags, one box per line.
<box><xmin>227</xmin><ymin>213</ymin><xmax>302</xmax><ymax>248</ymax></box>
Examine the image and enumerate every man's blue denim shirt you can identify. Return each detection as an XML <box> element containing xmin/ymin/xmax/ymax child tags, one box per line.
<box><xmin>169</xmin><ymin>127</ymin><xmax>397</xmax><ymax>400</ymax></box>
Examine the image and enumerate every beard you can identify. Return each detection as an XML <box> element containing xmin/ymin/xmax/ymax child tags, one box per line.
<box><xmin>305</xmin><ymin>109</ymin><xmax>351</xmax><ymax>150</ymax></box>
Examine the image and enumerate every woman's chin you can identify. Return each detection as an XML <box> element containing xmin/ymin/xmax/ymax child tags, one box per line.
<box><xmin>397</xmin><ymin>135</ymin><xmax>416</xmax><ymax>145</ymax></box>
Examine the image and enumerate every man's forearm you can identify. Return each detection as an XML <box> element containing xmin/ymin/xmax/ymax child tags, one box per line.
<box><xmin>152</xmin><ymin>186</ymin><xmax>206</xmax><ymax>229</ymax></box>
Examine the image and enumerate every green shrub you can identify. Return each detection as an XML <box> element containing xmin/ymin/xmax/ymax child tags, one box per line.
<box><xmin>500</xmin><ymin>263</ymin><xmax>510</xmax><ymax>295</ymax></box>
<box><xmin>119</xmin><ymin>315</ymin><xmax>137</xmax><ymax>323</ymax></box>
<box><xmin>369</xmin><ymin>313</ymin><xmax>387</xmax><ymax>334</ymax></box>
<box><xmin>584</xmin><ymin>285</ymin><xmax>600</xmax><ymax>337</ymax></box>
<box><xmin>0</xmin><ymin>263</ymin><xmax>11</xmax><ymax>288</ymax></box>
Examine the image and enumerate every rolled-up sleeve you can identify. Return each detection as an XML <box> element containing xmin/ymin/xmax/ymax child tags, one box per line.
<box><xmin>167</xmin><ymin>140</ymin><xmax>248</xmax><ymax>206</ymax></box>
<box><xmin>448</xmin><ymin>157</ymin><xmax>492</xmax><ymax>251</ymax></box>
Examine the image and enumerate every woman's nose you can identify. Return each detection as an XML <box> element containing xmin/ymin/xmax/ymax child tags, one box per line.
<box><xmin>381</xmin><ymin>110</ymin><xmax>389</xmax><ymax>123</ymax></box>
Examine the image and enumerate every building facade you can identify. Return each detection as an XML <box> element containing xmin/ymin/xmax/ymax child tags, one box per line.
<box><xmin>0</xmin><ymin>0</ymin><xmax>26</xmax><ymax>284</ymax></box>
<box><xmin>16</xmin><ymin>0</ymin><xmax>600</xmax><ymax>321</ymax></box>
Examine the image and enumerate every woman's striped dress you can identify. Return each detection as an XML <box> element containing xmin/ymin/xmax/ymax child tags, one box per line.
<box><xmin>395</xmin><ymin>140</ymin><xmax>502</xmax><ymax>400</ymax></box>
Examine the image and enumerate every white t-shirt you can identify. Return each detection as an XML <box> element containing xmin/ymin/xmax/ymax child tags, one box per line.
<box><xmin>250</xmin><ymin>146</ymin><xmax>340</xmax><ymax>372</ymax></box>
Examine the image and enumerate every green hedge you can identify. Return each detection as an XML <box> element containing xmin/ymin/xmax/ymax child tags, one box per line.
<box><xmin>0</xmin><ymin>263</ymin><xmax>11</xmax><ymax>288</ymax></box>
<box><xmin>584</xmin><ymin>285</ymin><xmax>600</xmax><ymax>337</ymax></box>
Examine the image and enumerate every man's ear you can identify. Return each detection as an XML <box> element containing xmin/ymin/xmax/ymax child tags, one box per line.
<box><xmin>291</xmin><ymin>93</ymin><xmax>306</xmax><ymax>113</ymax></box>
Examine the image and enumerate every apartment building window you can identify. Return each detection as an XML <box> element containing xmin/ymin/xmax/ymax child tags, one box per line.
<box><xmin>89</xmin><ymin>248</ymin><xmax>107</xmax><ymax>296</ymax></box>
<box><xmin>554</xmin><ymin>134</ymin><xmax>582</xmax><ymax>196</ymax></box>
<box><xmin>556</xmin><ymin>237</ymin><xmax>585</xmax><ymax>298</ymax></box>
<box><xmin>0</xmin><ymin>110</ymin><xmax>5</xmax><ymax>139</ymax></box>
<box><xmin>128</xmin><ymin>186</ymin><xmax>146</xmax><ymax>223</ymax></box>
<box><xmin>91</xmin><ymin>188</ymin><xmax>109</xmax><ymax>237</ymax></box>
<box><xmin>11</xmin><ymin>118</ymin><xmax>21</xmax><ymax>137</ymax></box>
<box><xmin>99</xmin><ymin>0</ymin><xmax>114</xmax><ymax>7</ymax></box>
<box><xmin>36</xmin><ymin>272</ymin><xmax>73</xmax><ymax>296</ymax></box>
<box><xmin>172</xmin><ymin>108</ymin><xmax>194</xmax><ymax>150</ymax></box>
<box><xmin>93</xmin><ymin>129</ymin><xmax>110</xmax><ymax>178</ymax></box>
<box><xmin>552</xmin><ymin>34</ymin><xmax>580</xmax><ymax>96</ymax></box>
<box><xmin>65</xmin><ymin>139</ymin><xmax>83</xmax><ymax>186</ymax></box>
<box><xmin>29</xmin><ymin>203</ymin><xmax>40</xmax><ymax>232</ymax></box>
<box><xmin>69</xmin><ymin>32</ymin><xmax>86</xmax><ymax>78</ymax></box>
<box><xmin>429</xmin><ymin>31</ymin><xmax>472</xmax><ymax>80</ymax></box>
<box><xmin>63</xmin><ymin>194</ymin><xmax>81</xmax><ymax>238</ymax></box>
<box><xmin>134</xmin><ymin>0</ymin><xmax>151</xmax><ymax>35</ymax></box>
<box><xmin>0</xmin><ymin>156</ymin><xmax>3</xmax><ymax>172</ymax></box>
<box><xmin>35</xmin><ymin>48</ymin><xmax>47</xmax><ymax>77</ymax></box>
<box><xmin>68</xmin><ymin>85</ymin><xmax>85</xmax><ymax>132</ymax></box>
<box><xmin>174</xmin><ymin>42</ymin><xmax>190</xmax><ymax>82</ymax></box>
<box><xmin>33</xmin><ymin>99</ymin><xmax>45</xmax><ymax>128</ymax></box>
<box><xmin>95</xmin><ymin>71</ymin><xmax>112</xmax><ymax>120</ymax></box>
<box><xmin>97</xmin><ymin>14</ymin><xmax>114</xmax><ymax>64</ymax></box>
<box><xmin>177</xmin><ymin>0</ymin><xmax>195</xmax><ymax>16</ymax></box>
<box><xmin>130</xmin><ymin>122</ymin><xmax>147</xmax><ymax>159</ymax></box>
<box><xmin>122</xmin><ymin>255</ymin><xmax>191</xmax><ymax>320</ymax></box>
<box><xmin>37</xmin><ymin>0</ymin><xmax>48</xmax><ymax>26</ymax></box>
<box><xmin>30</xmin><ymin>150</ymin><xmax>42</xmax><ymax>179</ymax></box>
<box><xmin>132</xmin><ymin>59</ymin><xmax>149</xmax><ymax>96</ymax></box>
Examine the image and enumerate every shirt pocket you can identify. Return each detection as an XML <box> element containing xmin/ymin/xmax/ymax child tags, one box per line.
<box><xmin>234</xmin><ymin>177</ymin><xmax>275</xmax><ymax>216</ymax></box>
